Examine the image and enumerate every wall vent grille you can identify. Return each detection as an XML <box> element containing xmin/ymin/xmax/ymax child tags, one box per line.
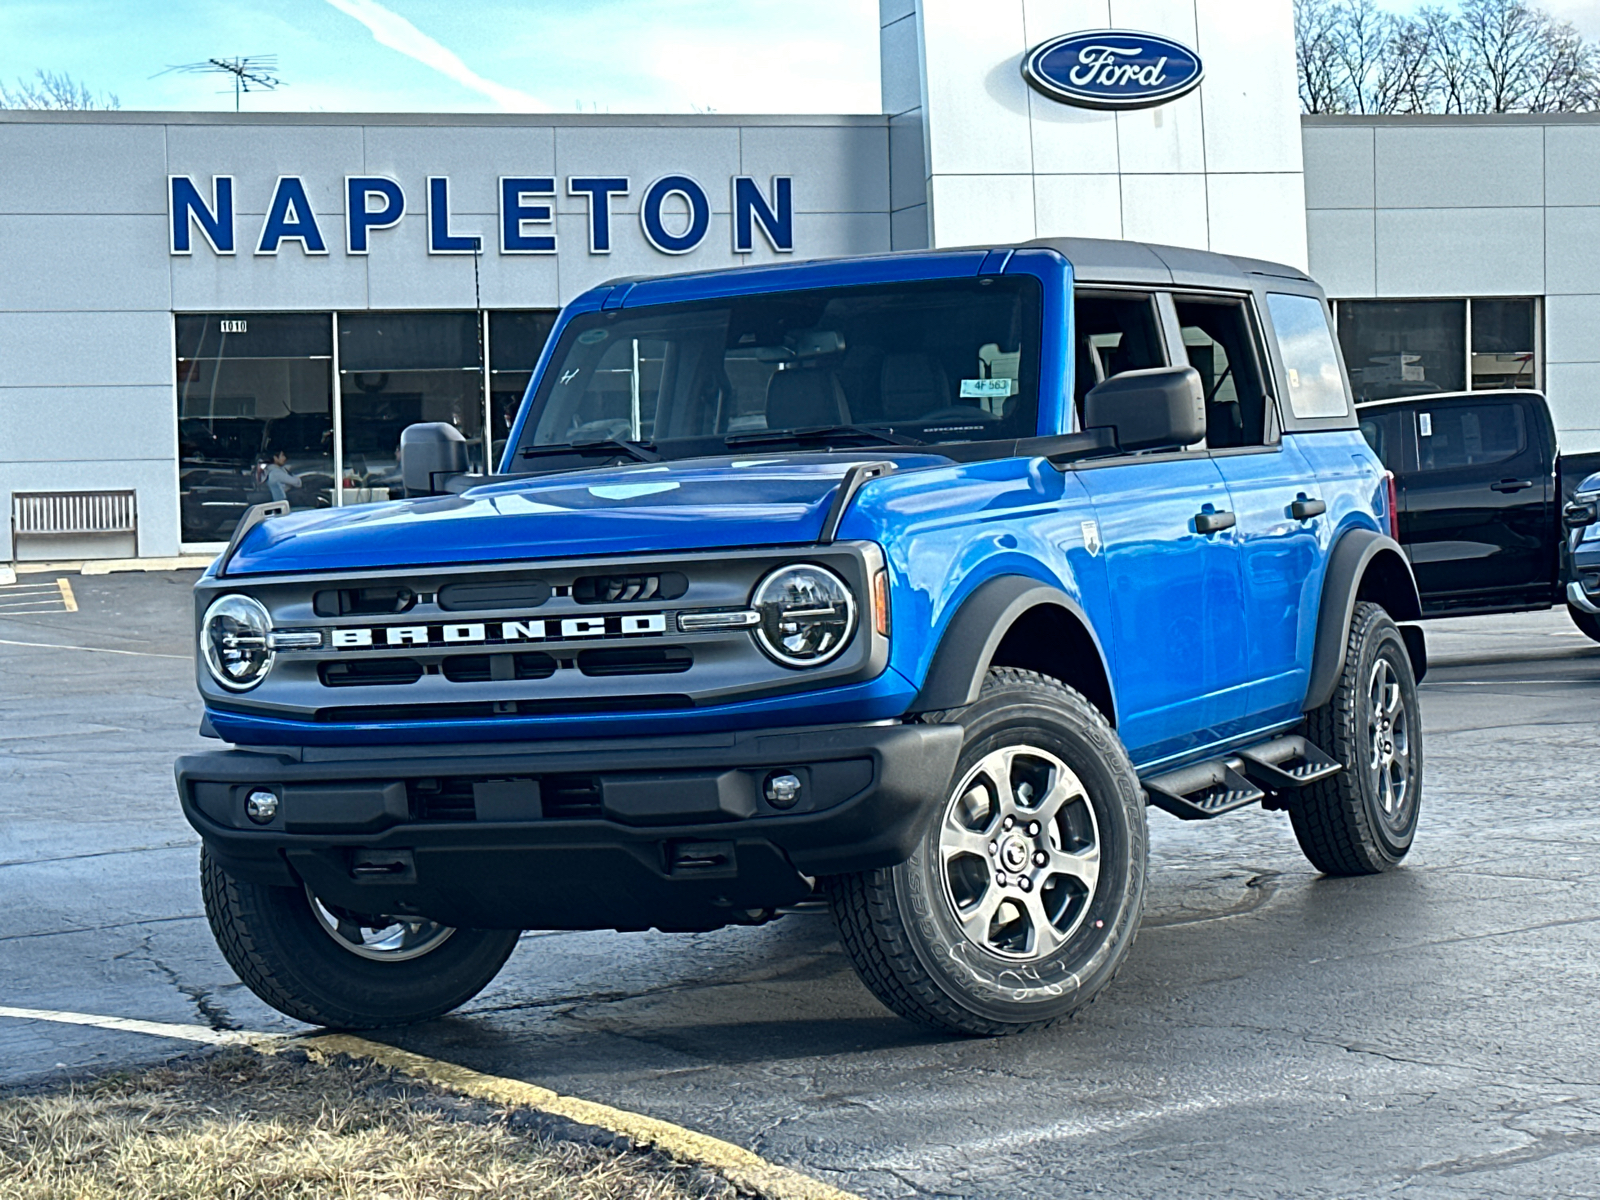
<box><xmin>13</xmin><ymin>491</ymin><xmax>137</xmax><ymax>536</ymax></box>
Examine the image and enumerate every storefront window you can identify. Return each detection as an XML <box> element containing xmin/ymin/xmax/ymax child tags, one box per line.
<box><xmin>488</xmin><ymin>311</ymin><xmax>557</xmax><ymax>467</ymax></box>
<box><xmin>1471</xmin><ymin>299</ymin><xmax>1537</xmax><ymax>391</ymax></box>
<box><xmin>1335</xmin><ymin>300</ymin><xmax>1465</xmax><ymax>403</ymax></box>
<box><xmin>337</xmin><ymin>312</ymin><xmax>484</xmax><ymax>501</ymax></box>
<box><xmin>1335</xmin><ymin>298</ymin><xmax>1540</xmax><ymax>403</ymax></box>
<box><xmin>175</xmin><ymin>313</ymin><xmax>333</xmax><ymax>544</ymax></box>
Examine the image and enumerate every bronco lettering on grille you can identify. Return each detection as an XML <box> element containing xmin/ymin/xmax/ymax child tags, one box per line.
<box><xmin>329</xmin><ymin>612</ymin><xmax>667</xmax><ymax>650</ymax></box>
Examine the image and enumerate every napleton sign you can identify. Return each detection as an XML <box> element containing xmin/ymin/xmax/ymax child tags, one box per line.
<box><xmin>168</xmin><ymin>174</ymin><xmax>796</xmax><ymax>258</ymax></box>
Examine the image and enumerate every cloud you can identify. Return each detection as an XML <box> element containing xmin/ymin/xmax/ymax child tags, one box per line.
<box><xmin>321</xmin><ymin>0</ymin><xmax>547</xmax><ymax>111</ymax></box>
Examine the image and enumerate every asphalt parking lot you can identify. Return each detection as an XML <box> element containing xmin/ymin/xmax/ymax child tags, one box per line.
<box><xmin>3</xmin><ymin>569</ymin><xmax>1599</xmax><ymax>1198</ymax></box>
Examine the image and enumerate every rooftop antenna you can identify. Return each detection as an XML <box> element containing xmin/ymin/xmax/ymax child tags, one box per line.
<box><xmin>158</xmin><ymin>56</ymin><xmax>282</xmax><ymax>112</ymax></box>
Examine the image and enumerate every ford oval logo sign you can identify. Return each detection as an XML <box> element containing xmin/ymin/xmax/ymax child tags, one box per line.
<box><xmin>1022</xmin><ymin>30</ymin><xmax>1204</xmax><ymax>111</ymax></box>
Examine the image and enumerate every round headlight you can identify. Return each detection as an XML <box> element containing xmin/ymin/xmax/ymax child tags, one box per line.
<box><xmin>752</xmin><ymin>564</ymin><xmax>856</xmax><ymax>668</ymax></box>
<box><xmin>201</xmin><ymin>594</ymin><xmax>274</xmax><ymax>691</ymax></box>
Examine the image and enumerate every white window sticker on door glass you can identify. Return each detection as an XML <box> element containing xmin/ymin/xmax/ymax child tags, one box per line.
<box><xmin>1266</xmin><ymin>293</ymin><xmax>1348</xmax><ymax>419</ymax></box>
<box><xmin>1419</xmin><ymin>412</ymin><xmax>1433</xmax><ymax>437</ymax></box>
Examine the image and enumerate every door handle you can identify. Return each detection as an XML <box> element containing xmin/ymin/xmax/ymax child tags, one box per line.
<box><xmin>1195</xmin><ymin>509</ymin><xmax>1236</xmax><ymax>534</ymax></box>
<box><xmin>1490</xmin><ymin>479</ymin><xmax>1534</xmax><ymax>493</ymax></box>
<box><xmin>1290</xmin><ymin>497</ymin><xmax>1327</xmax><ymax>520</ymax></box>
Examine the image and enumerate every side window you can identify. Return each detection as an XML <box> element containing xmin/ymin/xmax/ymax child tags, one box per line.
<box><xmin>1415</xmin><ymin>402</ymin><xmax>1526</xmax><ymax>472</ymax></box>
<box><xmin>1172</xmin><ymin>296</ymin><xmax>1270</xmax><ymax>448</ymax></box>
<box><xmin>1358</xmin><ymin>406</ymin><xmax>1407</xmax><ymax>470</ymax></box>
<box><xmin>1072</xmin><ymin>292</ymin><xmax>1166</xmax><ymax>417</ymax></box>
<box><xmin>1266</xmin><ymin>292</ymin><xmax>1349</xmax><ymax>420</ymax></box>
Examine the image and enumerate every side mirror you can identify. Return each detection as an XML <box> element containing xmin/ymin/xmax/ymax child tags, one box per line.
<box><xmin>1083</xmin><ymin>365</ymin><xmax>1206</xmax><ymax>453</ymax></box>
<box><xmin>400</xmin><ymin>422</ymin><xmax>468</xmax><ymax>497</ymax></box>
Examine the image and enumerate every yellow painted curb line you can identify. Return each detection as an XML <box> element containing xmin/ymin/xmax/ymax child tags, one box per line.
<box><xmin>310</xmin><ymin>1034</ymin><xmax>863</xmax><ymax>1200</ymax></box>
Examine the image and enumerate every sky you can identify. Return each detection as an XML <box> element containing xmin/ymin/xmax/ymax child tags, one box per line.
<box><xmin>6</xmin><ymin>1</ymin><xmax>1600</xmax><ymax>118</ymax></box>
<box><xmin>0</xmin><ymin>0</ymin><xmax>883</xmax><ymax>115</ymax></box>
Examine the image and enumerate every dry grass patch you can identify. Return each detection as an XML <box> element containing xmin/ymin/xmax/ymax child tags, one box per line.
<box><xmin>0</xmin><ymin>1047</ymin><xmax>737</xmax><ymax>1200</ymax></box>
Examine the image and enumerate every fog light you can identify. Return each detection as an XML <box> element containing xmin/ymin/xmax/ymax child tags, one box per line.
<box><xmin>245</xmin><ymin>789</ymin><xmax>279</xmax><ymax>824</ymax></box>
<box><xmin>764</xmin><ymin>772</ymin><xmax>803</xmax><ymax>809</ymax></box>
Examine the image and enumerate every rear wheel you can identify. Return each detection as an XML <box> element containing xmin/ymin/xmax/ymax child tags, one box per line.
<box><xmin>1568</xmin><ymin>602</ymin><xmax>1600</xmax><ymax>644</ymax></box>
<box><xmin>1293</xmin><ymin>602</ymin><xmax>1423</xmax><ymax>875</ymax></box>
<box><xmin>827</xmin><ymin>668</ymin><xmax>1146</xmax><ymax>1036</ymax></box>
<box><xmin>201</xmin><ymin>850</ymin><xmax>520</xmax><ymax>1028</ymax></box>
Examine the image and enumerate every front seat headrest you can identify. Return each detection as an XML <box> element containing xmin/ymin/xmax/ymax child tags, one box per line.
<box><xmin>766</xmin><ymin>367</ymin><xmax>849</xmax><ymax>430</ymax></box>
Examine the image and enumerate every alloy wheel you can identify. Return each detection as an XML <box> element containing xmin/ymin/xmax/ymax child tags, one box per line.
<box><xmin>938</xmin><ymin>744</ymin><xmax>1101</xmax><ymax>961</ymax></box>
<box><xmin>305</xmin><ymin>886</ymin><xmax>456</xmax><ymax>963</ymax></box>
<box><xmin>1367</xmin><ymin>657</ymin><xmax>1414</xmax><ymax>835</ymax></box>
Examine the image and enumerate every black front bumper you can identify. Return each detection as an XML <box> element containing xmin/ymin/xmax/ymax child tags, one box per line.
<box><xmin>176</xmin><ymin>721</ymin><xmax>962</xmax><ymax>933</ymax></box>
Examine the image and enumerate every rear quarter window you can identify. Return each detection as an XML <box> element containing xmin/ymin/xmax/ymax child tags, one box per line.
<box><xmin>1267</xmin><ymin>293</ymin><xmax>1349</xmax><ymax>420</ymax></box>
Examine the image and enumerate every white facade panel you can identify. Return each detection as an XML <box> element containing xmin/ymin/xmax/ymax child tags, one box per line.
<box><xmin>0</xmin><ymin>216</ymin><xmax>171</xmax><ymax>312</ymax></box>
<box><xmin>1034</xmin><ymin>174</ymin><xmax>1124</xmax><ymax>240</ymax></box>
<box><xmin>0</xmin><ymin>385</ymin><xmax>176</xmax><ymax>463</ymax></box>
<box><xmin>879</xmin><ymin>11</ymin><xmax>923</xmax><ymax>117</ymax></box>
<box><xmin>1373</xmin><ymin>126</ymin><xmax>1544</xmax><ymax>209</ymax></box>
<box><xmin>1193</xmin><ymin>0</ymin><xmax>1303</xmax><ymax>174</ymax></box>
<box><xmin>166</xmin><ymin>123</ymin><xmax>365</xmax><ymax>217</ymax></box>
<box><xmin>928</xmin><ymin>175</ymin><xmax>1036</xmax><ymax>246</ymax></box>
<box><xmin>0</xmin><ymin>123</ymin><xmax>168</xmax><ymax>215</ymax></box>
<box><xmin>1113</xmin><ymin>94</ymin><xmax>1206</xmax><ymax>175</ymax></box>
<box><xmin>552</xmin><ymin>126</ymin><xmax>743</xmax><ymax>215</ymax></box>
<box><xmin>1206</xmin><ymin>172</ymin><xmax>1307</xmax><ymax>266</ymax></box>
<box><xmin>1025</xmin><ymin>101</ymin><xmax>1120</xmax><ymax>177</ymax></box>
<box><xmin>363</xmin><ymin>215</ymin><xmax>487</xmax><ymax>311</ymax></box>
<box><xmin>1542</xmin><ymin>362</ymin><xmax>1600</xmax><ymax>454</ymax></box>
<box><xmin>169</xmin><ymin>239</ymin><xmax>371</xmax><ymax>312</ymax></box>
<box><xmin>1543</xmin><ymin>294</ymin><xmax>1600</xmax><ymax>364</ymax></box>
<box><xmin>1305</xmin><ymin>208</ymin><xmax>1376</xmax><ymax>298</ymax></box>
<box><xmin>361</xmin><ymin>125</ymin><xmax>557</xmax><ymax>217</ymax></box>
<box><xmin>1301</xmin><ymin>126</ymin><xmax>1374</xmax><ymax>209</ymax></box>
<box><xmin>0</xmin><ymin>311</ymin><xmax>172</xmax><ymax>388</ymax></box>
<box><xmin>1374</xmin><ymin>207</ymin><xmax>1545</xmax><ymax>297</ymax></box>
<box><xmin>741</xmin><ymin>212</ymin><xmax>893</xmax><ymax>266</ymax></box>
<box><xmin>739</xmin><ymin>126</ymin><xmax>891</xmax><ymax>214</ymax></box>
<box><xmin>1120</xmin><ymin>173</ymin><xmax>1208</xmax><ymax>248</ymax></box>
<box><xmin>1544</xmin><ymin>206</ymin><xmax>1600</xmax><ymax>296</ymax></box>
<box><xmin>1544</xmin><ymin>126</ymin><xmax>1600</xmax><ymax>208</ymax></box>
<box><xmin>918</xmin><ymin>0</ymin><xmax>1034</xmax><ymax>178</ymax></box>
<box><xmin>550</xmin><ymin>212</ymin><xmax>737</xmax><ymax>302</ymax></box>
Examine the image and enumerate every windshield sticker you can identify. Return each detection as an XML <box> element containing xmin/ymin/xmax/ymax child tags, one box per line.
<box><xmin>577</xmin><ymin>329</ymin><xmax>609</xmax><ymax>345</ymax></box>
<box><xmin>587</xmin><ymin>481</ymin><xmax>681</xmax><ymax>500</ymax></box>
<box><xmin>960</xmin><ymin>378</ymin><xmax>1015</xmax><ymax>398</ymax></box>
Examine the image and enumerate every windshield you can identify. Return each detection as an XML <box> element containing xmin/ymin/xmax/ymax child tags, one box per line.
<box><xmin>513</xmin><ymin>276</ymin><xmax>1042</xmax><ymax>461</ymax></box>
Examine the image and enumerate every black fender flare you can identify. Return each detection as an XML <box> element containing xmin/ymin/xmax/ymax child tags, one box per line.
<box><xmin>1304</xmin><ymin>528</ymin><xmax>1425</xmax><ymax>713</ymax></box>
<box><xmin>908</xmin><ymin>575</ymin><xmax>1116</xmax><ymax>721</ymax></box>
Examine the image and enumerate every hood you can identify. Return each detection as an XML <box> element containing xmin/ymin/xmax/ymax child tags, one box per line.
<box><xmin>222</xmin><ymin>452</ymin><xmax>949</xmax><ymax>575</ymax></box>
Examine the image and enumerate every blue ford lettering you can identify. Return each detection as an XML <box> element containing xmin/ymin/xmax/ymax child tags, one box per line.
<box><xmin>177</xmin><ymin>236</ymin><xmax>1428</xmax><ymax>1037</ymax></box>
<box><xmin>1023</xmin><ymin>30</ymin><xmax>1204</xmax><ymax>110</ymax></box>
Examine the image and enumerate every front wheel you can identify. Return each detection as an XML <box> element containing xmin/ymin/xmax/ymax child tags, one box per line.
<box><xmin>1293</xmin><ymin>602</ymin><xmax>1423</xmax><ymax>876</ymax></box>
<box><xmin>1569</xmin><ymin>602</ymin><xmax>1600</xmax><ymax>644</ymax></box>
<box><xmin>201</xmin><ymin>850</ymin><xmax>521</xmax><ymax>1028</ymax></box>
<box><xmin>827</xmin><ymin>668</ymin><xmax>1147</xmax><ymax>1036</ymax></box>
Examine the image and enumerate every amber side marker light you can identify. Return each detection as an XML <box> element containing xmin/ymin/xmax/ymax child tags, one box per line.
<box><xmin>871</xmin><ymin>569</ymin><xmax>891</xmax><ymax>637</ymax></box>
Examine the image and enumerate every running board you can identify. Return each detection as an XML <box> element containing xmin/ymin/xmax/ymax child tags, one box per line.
<box><xmin>1143</xmin><ymin>735</ymin><xmax>1343</xmax><ymax>821</ymax></box>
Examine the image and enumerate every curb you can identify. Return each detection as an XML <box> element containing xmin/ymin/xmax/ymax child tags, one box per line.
<box><xmin>310</xmin><ymin>1034</ymin><xmax>864</xmax><ymax>1200</ymax></box>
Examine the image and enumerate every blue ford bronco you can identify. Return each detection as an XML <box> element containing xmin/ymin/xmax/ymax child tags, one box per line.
<box><xmin>178</xmin><ymin>238</ymin><xmax>1428</xmax><ymax>1036</ymax></box>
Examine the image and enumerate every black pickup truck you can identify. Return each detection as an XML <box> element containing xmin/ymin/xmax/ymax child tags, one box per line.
<box><xmin>1355</xmin><ymin>388</ymin><xmax>1596</xmax><ymax>634</ymax></box>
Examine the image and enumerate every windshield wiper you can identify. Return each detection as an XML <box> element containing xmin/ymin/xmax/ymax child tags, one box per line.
<box><xmin>724</xmin><ymin>424</ymin><xmax>923</xmax><ymax>449</ymax></box>
<box><xmin>520</xmin><ymin>437</ymin><xmax>659</xmax><ymax>464</ymax></box>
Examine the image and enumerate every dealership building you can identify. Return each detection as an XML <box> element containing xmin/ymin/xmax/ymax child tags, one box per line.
<box><xmin>0</xmin><ymin>0</ymin><xmax>1592</xmax><ymax>561</ymax></box>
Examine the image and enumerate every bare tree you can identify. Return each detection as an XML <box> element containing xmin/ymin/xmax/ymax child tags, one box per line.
<box><xmin>1295</xmin><ymin>0</ymin><xmax>1600</xmax><ymax>113</ymax></box>
<box><xmin>0</xmin><ymin>70</ymin><xmax>120</xmax><ymax>111</ymax></box>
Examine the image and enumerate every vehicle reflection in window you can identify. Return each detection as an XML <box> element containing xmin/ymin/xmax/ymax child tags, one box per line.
<box><xmin>175</xmin><ymin>313</ymin><xmax>334</xmax><ymax>544</ymax></box>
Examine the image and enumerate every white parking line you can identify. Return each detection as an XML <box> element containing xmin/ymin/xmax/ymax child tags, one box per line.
<box><xmin>0</xmin><ymin>1004</ymin><xmax>268</xmax><ymax>1046</ymax></box>
<box><xmin>0</xmin><ymin>638</ymin><xmax>189</xmax><ymax>660</ymax></box>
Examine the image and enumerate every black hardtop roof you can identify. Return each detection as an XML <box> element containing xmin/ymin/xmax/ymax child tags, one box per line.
<box><xmin>1019</xmin><ymin>237</ymin><xmax>1313</xmax><ymax>289</ymax></box>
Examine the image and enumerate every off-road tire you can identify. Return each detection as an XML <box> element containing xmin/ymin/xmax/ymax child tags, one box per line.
<box><xmin>1568</xmin><ymin>602</ymin><xmax>1600</xmax><ymax>644</ymax></box>
<box><xmin>201</xmin><ymin>849</ymin><xmax>521</xmax><ymax>1028</ymax></box>
<box><xmin>826</xmin><ymin>668</ymin><xmax>1147</xmax><ymax>1036</ymax></box>
<box><xmin>1294</xmin><ymin>601</ymin><xmax>1423</xmax><ymax>876</ymax></box>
